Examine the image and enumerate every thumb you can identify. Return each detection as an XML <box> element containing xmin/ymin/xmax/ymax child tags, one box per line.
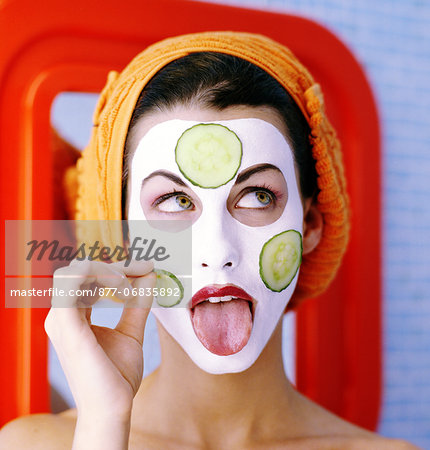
<box><xmin>114</xmin><ymin>272</ymin><xmax>156</xmax><ymax>346</ymax></box>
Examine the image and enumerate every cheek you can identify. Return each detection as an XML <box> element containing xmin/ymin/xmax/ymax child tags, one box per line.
<box><xmin>258</xmin><ymin>229</ymin><xmax>303</xmax><ymax>293</ymax></box>
<box><xmin>226</xmin><ymin>205</ymin><xmax>303</xmax><ymax>298</ymax></box>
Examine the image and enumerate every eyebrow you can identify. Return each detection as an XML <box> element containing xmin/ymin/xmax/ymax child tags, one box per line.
<box><xmin>142</xmin><ymin>170</ymin><xmax>188</xmax><ymax>187</ymax></box>
<box><xmin>235</xmin><ymin>164</ymin><xmax>282</xmax><ymax>185</ymax></box>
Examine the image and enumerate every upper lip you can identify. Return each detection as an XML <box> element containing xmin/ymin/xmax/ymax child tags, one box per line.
<box><xmin>190</xmin><ymin>284</ymin><xmax>253</xmax><ymax>309</ymax></box>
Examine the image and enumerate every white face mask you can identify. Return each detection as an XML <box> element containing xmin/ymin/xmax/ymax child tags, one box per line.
<box><xmin>128</xmin><ymin>118</ymin><xmax>303</xmax><ymax>374</ymax></box>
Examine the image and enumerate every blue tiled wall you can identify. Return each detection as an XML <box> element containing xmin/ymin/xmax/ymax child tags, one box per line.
<box><xmin>201</xmin><ymin>0</ymin><xmax>430</xmax><ymax>447</ymax></box>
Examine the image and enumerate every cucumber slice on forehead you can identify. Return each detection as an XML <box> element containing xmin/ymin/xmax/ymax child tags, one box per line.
<box><xmin>175</xmin><ymin>123</ymin><xmax>242</xmax><ymax>188</ymax></box>
<box><xmin>154</xmin><ymin>269</ymin><xmax>184</xmax><ymax>307</ymax></box>
<box><xmin>259</xmin><ymin>230</ymin><xmax>303</xmax><ymax>292</ymax></box>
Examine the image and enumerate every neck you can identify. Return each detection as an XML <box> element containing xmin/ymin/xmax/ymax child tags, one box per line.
<box><xmin>132</xmin><ymin>319</ymin><xmax>301</xmax><ymax>447</ymax></box>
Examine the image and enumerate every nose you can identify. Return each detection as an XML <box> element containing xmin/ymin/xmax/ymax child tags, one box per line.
<box><xmin>195</xmin><ymin>227</ymin><xmax>239</xmax><ymax>270</ymax></box>
<box><xmin>192</xmin><ymin>205</ymin><xmax>240</xmax><ymax>272</ymax></box>
<box><xmin>199</xmin><ymin>249</ymin><xmax>237</xmax><ymax>269</ymax></box>
<box><xmin>201</xmin><ymin>261</ymin><xmax>232</xmax><ymax>268</ymax></box>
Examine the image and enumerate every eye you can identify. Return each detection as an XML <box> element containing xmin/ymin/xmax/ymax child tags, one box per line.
<box><xmin>154</xmin><ymin>192</ymin><xmax>195</xmax><ymax>212</ymax></box>
<box><xmin>235</xmin><ymin>188</ymin><xmax>275</xmax><ymax>209</ymax></box>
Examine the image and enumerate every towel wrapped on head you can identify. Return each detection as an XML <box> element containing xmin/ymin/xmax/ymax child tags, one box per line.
<box><xmin>67</xmin><ymin>31</ymin><xmax>350</xmax><ymax>309</ymax></box>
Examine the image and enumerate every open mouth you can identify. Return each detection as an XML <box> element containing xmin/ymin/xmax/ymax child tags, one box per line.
<box><xmin>189</xmin><ymin>285</ymin><xmax>255</xmax><ymax>356</ymax></box>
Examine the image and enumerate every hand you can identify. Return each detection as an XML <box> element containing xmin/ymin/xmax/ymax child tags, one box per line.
<box><xmin>44</xmin><ymin>258</ymin><xmax>155</xmax><ymax>421</ymax></box>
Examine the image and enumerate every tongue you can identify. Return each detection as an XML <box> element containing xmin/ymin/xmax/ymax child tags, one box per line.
<box><xmin>191</xmin><ymin>299</ymin><xmax>252</xmax><ymax>356</ymax></box>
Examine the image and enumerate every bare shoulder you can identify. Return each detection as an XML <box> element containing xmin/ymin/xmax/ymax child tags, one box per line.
<box><xmin>289</xmin><ymin>391</ymin><xmax>420</xmax><ymax>449</ymax></box>
<box><xmin>0</xmin><ymin>409</ymin><xmax>77</xmax><ymax>450</ymax></box>
<box><xmin>368</xmin><ymin>437</ymin><xmax>422</xmax><ymax>450</ymax></box>
<box><xmin>323</xmin><ymin>436</ymin><xmax>421</xmax><ymax>450</ymax></box>
<box><xmin>282</xmin><ymin>435</ymin><xmax>422</xmax><ymax>450</ymax></box>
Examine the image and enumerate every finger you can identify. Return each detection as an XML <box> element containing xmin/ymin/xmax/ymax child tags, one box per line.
<box><xmin>82</xmin><ymin>306</ymin><xmax>92</xmax><ymax>324</ymax></box>
<box><xmin>48</xmin><ymin>264</ymin><xmax>98</xmax><ymax>340</ymax></box>
<box><xmin>51</xmin><ymin>264</ymin><xmax>94</xmax><ymax>308</ymax></box>
<box><xmin>115</xmin><ymin>272</ymin><xmax>156</xmax><ymax>346</ymax></box>
<box><xmin>69</xmin><ymin>258</ymin><xmax>84</xmax><ymax>266</ymax></box>
<box><xmin>77</xmin><ymin>260</ymin><xmax>153</xmax><ymax>301</ymax></box>
<box><xmin>110</xmin><ymin>259</ymin><xmax>154</xmax><ymax>278</ymax></box>
<box><xmin>50</xmin><ymin>261</ymin><xmax>125</xmax><ymax>332</ymax></box>
<box><xmin>71</xmin><ymin>306</ymin><xmax>92</xmax><ymax>326</ymax></box>
<box><xmin>60</xmin><ymin>260</ymin><xmax>135</xmax><ymax>303</ymax></box>
<box><xmin>83</xmin><ymin>261</ymin><xmax>134</xmax><ymax>299</ymax></box>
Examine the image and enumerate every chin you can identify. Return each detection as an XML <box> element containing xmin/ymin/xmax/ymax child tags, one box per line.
<box><xmin>187</xmin><ymin>343</ymin><xmax>262</xmax><ymax>375</ymax></box>
<box><xmin>152</xmin><ymin>306</ymin><xmax>277</xmax><ymax>375</ymax></box>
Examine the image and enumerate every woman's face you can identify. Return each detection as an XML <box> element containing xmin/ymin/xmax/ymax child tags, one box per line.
<box><xmin>127</xmin><ymin>105</ymin><xmax>305</xmax><ymax>374</ymax></box>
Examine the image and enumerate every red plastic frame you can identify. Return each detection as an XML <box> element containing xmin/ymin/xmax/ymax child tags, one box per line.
<box><xmin>0</xmin><ymin>0</ymin><xmax>381</xmax><ymax>430</ymax></box>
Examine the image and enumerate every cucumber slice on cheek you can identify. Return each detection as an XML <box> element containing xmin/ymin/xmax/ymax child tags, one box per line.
<box><xmin>154</xmin><ymin>269</ymin><xmax>184</xmax><ymax>307</ymax></box>
<box><xmin>259</xmin><ymin>230</ymin><xmax>303</xmax><ymax>292</ymax></box>
<box><xmin>175</xmin><ymin>123</ymin><xmax>242</xmax><ymax>188</ymax></box>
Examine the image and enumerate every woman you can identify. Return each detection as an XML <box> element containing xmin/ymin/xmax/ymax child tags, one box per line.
<box><xmin>0</xmin><ymin>31</ymin><xmax>417</xmax><ymax>449</ymax></box>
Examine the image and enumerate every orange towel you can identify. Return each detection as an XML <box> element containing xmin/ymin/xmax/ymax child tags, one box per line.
<box><xmin>73</xmin><ymin>31</ymin><xmax>350</xmax><ymax>308</ymax></box>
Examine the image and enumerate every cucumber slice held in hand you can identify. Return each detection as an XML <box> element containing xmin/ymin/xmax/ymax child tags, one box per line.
<box><xmin>154</xmin><ymin>269</ymin><xmax>184</xmax><ymax>307</ymax></box>
<box><xmin>259</xmin><ymin>230</ymin><xmax>303</xmax><ymax>292</ymax></box>
<box><xmin>175</xmin><ymin>123</ymin><xmax>242</xmax><ymax>188</ymax></box>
